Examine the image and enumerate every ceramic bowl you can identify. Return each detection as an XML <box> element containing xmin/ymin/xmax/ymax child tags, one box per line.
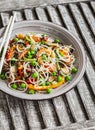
<box><xmin>0</xmin><ymin>20</ymin><xmax>86</xmax><ymax>100</ymax></box>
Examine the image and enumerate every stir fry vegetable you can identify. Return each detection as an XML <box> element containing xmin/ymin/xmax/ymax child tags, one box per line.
<box><xmin>0</xmin><ymin>33</ymin><xmax>78</xmax><ymax>94</ymax></box>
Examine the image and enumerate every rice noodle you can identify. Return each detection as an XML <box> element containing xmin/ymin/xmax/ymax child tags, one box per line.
<box><xmin>8</xmin><ymin>80</ymin><xmax>28</xmax><ymax>92</ymax></box>
<box><xmin>2</xmin><ymin>32</ymin><xmax>77</xmax><ymax>93</ymax></box>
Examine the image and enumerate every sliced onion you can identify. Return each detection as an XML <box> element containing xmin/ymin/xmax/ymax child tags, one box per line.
<box><xmin>56</xmin><ymin>48</ymin><xmax>71</xmax><ymax>62</ymax></box>
<box><xmin>8</xmin><ymin>80</ymin><xmax>28</xmax><ymax>92</ymax></box>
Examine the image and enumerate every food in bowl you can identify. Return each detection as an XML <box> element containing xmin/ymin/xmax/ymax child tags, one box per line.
<box><xmin>0</xmin><ymin>33</ymin><xmax>78</xmax><ymax>94</ymax></box>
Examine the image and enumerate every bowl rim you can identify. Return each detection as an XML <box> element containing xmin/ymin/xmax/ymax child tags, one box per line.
<box><xmin>0</xmin><ymin>20</ymin><xmax>86</xmax><ymax>100</ymax></box>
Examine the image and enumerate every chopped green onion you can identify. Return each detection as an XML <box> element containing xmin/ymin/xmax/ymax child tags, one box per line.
<box><xmin>73</xmin><ymin>60</ymin><xmax>76</xmax><ymax>64</ymax></box>
<box><xmin>25</xmin><ymin>36</ymin><xmax>30</xmax><ymax>41</ymax></box>
<box><xmin>0</xmin><ymin>73</ymin><xmax>6</xmax><ymax>80</ymax></box>
<box><xmin>56</xmin><ymin>62</ymin><xmax>60</xmax><ymax>70</ymax></box>
<box><xmin>39</xmin><ymin>78</ymin><xmax>43</xmax><ymax>82</ymax></box>
<box><xmin>24</xmin><ymin>73</ymin><xmax>28</xmax><ymax>78</ymax></box>
<box><xmin>41</xmin><ymin>41</ymin><xmax>46</xmax><ymax>44</ymax></box>
<box><xmin>14</xmin><ymin>37</ymin><xmax>19</xmax><ymax>42</ymax></box>
<box><xmin>59</xmin><ymin>52</ymin><xmax>64</xmax><ymax>56</ymax></box>
<box><xmin>56</xmin><ymin>55</ymin><xmax>58</xmax><ymax>58</ymax></box>
<box><xmin>22</xmin><ymin>77</ymin><xmax>25</xmax><ymax>80</ymax></box>
<box><xmin>29</xmin><ymin>40</ymin><xmax>33</xmax><ymax>44</ymax></box>
<box><xmin>42</xmin><ymin>54</ymin><xmax>48</xmax><ymax>60</ymax></box>
<box><xmin>54</xmin><ymin>49</ymin><xmax>57</xmax><ymax>53</ymax></box>
<box><xmin>41</xmin><ymin>82</ymin><xmax>46</xmax><ymax>86</ymax></box>
<box><xmin>42</xmin><ymin>34</ymin><xmax>47</xmax><ymax>37</ymax></box>
<box><xmin>24</xmin><ymin>57</ymin><xmax>36</xmax><ymax>62</ymax></box>
<box><xmin>11</xmin><ymin>57</ymin><xmax>16</xmax><ymax>66</ymax></box>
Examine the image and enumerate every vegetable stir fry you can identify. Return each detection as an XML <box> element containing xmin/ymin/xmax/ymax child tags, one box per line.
<box><xmin>0</xmin><ymin>33</ymin><xmax>78</xmax><ymax>94</ymax></box>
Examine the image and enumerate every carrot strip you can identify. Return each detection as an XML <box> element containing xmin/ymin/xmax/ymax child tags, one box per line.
<box><xmin>28</xmin><ymin>77</ymin><xmax>65</xmax><ymax>90</ymax></box>
<box><xmin>17</xmin><ymin>33</ymin><xmax>25</xmax><ymax>39</ymax></box>
<box><xmin>6</xmin><ymin>45</ymin><xmax>15</xmax><ymax>60</ymax></box>
<box><xmin>25</xmin><ymin>41</ymin><xmax>29</xmax><ymax>46</ymax></box>
<box><xmin>32</xmin><ymin>35</ymin><xmax>41</xmax><ymax>42</ymax></box>
<box><xmin>66</xmin><ymin>57</ymin><xmax>73</xmax><ymax>65</ymax></box>
<box><xmin>19</xmin><ymin>50</ymin><xmax>28</xmax><ymax>59</ymax></box>
<box><xmin>59</xmin><ymin>49</ymin><xmax>68</xmax><ymax>55</ymax></box>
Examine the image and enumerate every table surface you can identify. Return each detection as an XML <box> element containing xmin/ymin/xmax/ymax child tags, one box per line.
<box><xmin>0</xmin><ymin>0</ymin><xmax>95</xmax><ymax>130</ymax></box>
